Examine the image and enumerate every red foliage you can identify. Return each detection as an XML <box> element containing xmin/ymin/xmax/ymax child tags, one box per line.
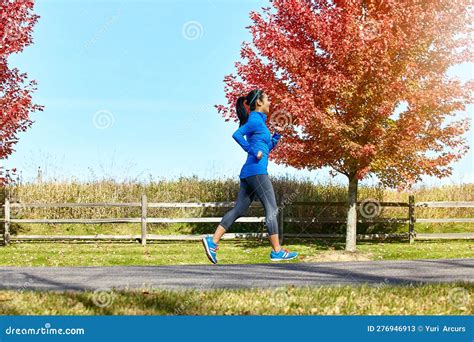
<box><xmin>0</xmin><ymin>0</ymin><xmax>43</xmax><ymax>185</ymax></box>
<box><xmin>217</xmin><ymin>0</ymin><xmax>473</xmax><ymax>191</ymax></box>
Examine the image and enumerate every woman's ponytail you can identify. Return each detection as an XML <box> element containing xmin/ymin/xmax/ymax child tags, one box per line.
<box><xmin>236</xmin><ymin>96</ymin><xmax>248</xmax><ymax>127</ymax></box>
<box><xmin>236</xmin><ymin>89</ymin><xmax>264</xmax><ymax>127</ymax></box>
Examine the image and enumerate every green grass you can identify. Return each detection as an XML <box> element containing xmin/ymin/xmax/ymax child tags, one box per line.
<box><xmin>0</xmin><ymin>239</ymin><xmax>472</xmax><ymax>266</ymax></box>
<box><xmin>0</xmin><ymin>240</ymin><xmax>472</xmax><ymax>316</ymax></box>
<box><xmin>410</xmin><ymin>223</ymin><xmax>474</xmax><ymax>233</ymax></box>
<box><xmin>0</xmin><ymin>282</ymin><xmax>472</xmax><ymax>315</ymax></box>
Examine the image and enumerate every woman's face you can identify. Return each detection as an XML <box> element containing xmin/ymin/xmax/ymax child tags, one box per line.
<box><xmin>256</xmin><ymin>92</ymin><xmax>271</xmax><ymax>115</ymax></box>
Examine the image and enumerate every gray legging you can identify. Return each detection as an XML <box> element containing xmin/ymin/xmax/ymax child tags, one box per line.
<box><xmin>219</xmin><ymin>174</ymin><xmax>279</xmax><ymax>236</ymax></box>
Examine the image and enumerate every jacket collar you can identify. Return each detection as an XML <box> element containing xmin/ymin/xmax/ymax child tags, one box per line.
<box><xmin>251</xmin><ymin>111</ymin><xmax>267</xmax><ymax>122</ymax></box>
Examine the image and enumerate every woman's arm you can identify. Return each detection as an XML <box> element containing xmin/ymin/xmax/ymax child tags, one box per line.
<box><xmin>232</xmin><ymin>118</ymin><xmax>259</xmax><ymax>158</ymax></box>
<box><xmin>268</xmin><ymin>132</ymin><xmax>281</xmax><ymax>152</ymax></box>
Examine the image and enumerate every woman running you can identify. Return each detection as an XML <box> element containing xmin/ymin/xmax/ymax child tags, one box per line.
<box><xmin>202</xmin><ymin>89</ymin><xmax>298</xmax><ymax>264</ymax></box>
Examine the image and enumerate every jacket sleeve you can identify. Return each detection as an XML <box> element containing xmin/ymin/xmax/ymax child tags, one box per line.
<box><xmin>232</xmin><ymin>119</ymin><xmax>259</xmax><ymax>158</ymax></box>
<box><xmin>268</xmin><ymin>132</ymin><xmax>281</xmax><ymax>152</ymax></box>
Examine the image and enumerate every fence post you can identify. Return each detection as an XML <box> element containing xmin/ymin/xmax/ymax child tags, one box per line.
<box><xmin>408</xmin><ymin>195</ymin><xmax>415</xmax><ymax>244</ymax></box>
<box><xmin>141</xmin><ymin>194</ymin><xmax>148</xmax><ymax>246</ymax></box>
<box><xmin>4</xmin><ymin>197</ymin><xmax>10</xmax><ymax>246</ymax></box>
<box><xmin>278</xmin><ymin>203</ymin><xmax>284</xmax><ymax>245</ymax></box>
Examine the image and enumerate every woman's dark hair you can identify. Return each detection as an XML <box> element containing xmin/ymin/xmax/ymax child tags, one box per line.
<box><xmin>236</xmin><ymin>89</ymin><xmax>264</xmax><ymax>127</ymax></box>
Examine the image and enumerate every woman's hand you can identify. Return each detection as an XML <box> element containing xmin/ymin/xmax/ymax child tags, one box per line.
<box><xmin>257</xmin><ymin>151</ymin><xmax>263</xmax><ymax>160</ymax></box>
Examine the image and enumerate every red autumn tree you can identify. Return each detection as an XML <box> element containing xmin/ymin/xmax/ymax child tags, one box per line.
<box><xmin>217</xmin><ymin>0</ymin><xmax>473</xmax><ymax>251</ymax></box>
<box><xmin>0</xmin><ymin>0</ymin><xmax>43</xmax><ymax>185</ymax></box>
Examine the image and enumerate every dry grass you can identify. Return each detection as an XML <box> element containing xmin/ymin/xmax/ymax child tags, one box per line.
<box><xmin>1</xmin><ymin>177</ymin><xmax>473</xmax><ymax>237</ymax></box>
<box><xmin>0</xmin><ymin>282</ymin><xmax>472</xmax><ymax>315</ymax></box>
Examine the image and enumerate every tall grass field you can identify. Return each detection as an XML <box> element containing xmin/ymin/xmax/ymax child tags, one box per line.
<box><xmin>1</xmin><ymin>176</ymin><xmax>473</xmax><ymax>237</ymax></box>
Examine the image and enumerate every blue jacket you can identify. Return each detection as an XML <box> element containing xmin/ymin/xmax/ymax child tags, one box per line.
<box><xmin>232</xmin><ymin>111</ymin><xmax>281</xmax><ymax>179</ymax></box>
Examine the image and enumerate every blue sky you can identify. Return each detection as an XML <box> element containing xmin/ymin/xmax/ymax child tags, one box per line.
<box><xmin>4</xmin><ymin>0</ymin><xmax>473</xmax><ymax>188</ymax></box>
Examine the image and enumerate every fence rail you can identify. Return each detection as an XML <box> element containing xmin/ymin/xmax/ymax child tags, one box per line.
<box><xmin>2</xmin><ymin>195</ymin><xmax>473</xmax><ymax>246</ymax></box>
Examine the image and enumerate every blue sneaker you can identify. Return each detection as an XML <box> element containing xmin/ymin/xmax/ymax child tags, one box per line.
<box><xmin>270</xmin><ymin>248</ymin><xmax>298</xmax><ymax>261</ymax></box>
<box><xmin>202</xmin><ymin>235</ymin><xmax>219</xmax><ymax>264</ymax></box>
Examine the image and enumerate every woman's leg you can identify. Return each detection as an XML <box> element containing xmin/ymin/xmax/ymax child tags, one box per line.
<box><xmin>213</xmin><ymin>178</ymin><xmax>256</xmax><ymax>244</ymax></box>
<box><xmin>245</xmin><ymin>174</ymin><xmax>281</xmax><ymax>252</ymax></box>
<box><xmin>211</xmin><ymin>225</ymin><xmax>226</xmax><ymax>245</ymax></box>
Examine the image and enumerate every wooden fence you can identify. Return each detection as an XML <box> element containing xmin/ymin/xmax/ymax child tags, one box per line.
<box><xmin>1</xmin><ymin>195</ymin><xmax>473</xmax><ymax>246</ymax></box>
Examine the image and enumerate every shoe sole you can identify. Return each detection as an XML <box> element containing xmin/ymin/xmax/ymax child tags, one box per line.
<box><xmin>201</xmin><ymin>237</ymin><xmax>217</xmax><ymax>264</ymax></box>
<box><xmin>270</xmin><ymin>254</ymin><xmax>298</xmax><ymax>261</ymax></box>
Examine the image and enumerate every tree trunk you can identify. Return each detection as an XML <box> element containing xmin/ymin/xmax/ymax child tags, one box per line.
<box><xmin>345</xmin><ymin>174</ymin><xmax>358</xmax><ymax>252</ymax></box>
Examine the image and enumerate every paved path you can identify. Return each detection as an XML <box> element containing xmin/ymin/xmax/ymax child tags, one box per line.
<box><xmin>0</xmin><ymin>258</ymin><xmax>472</xmax><ymax>291</ymax></box>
